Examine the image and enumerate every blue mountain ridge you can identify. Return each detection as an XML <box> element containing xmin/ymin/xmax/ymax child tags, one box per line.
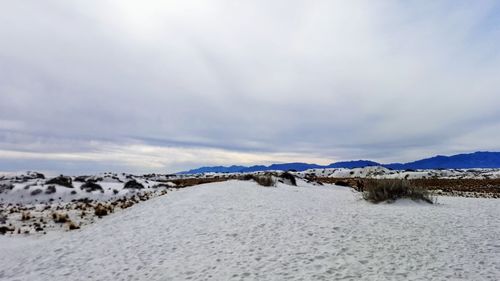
<box><xmin>178</xmin><ymin>151</ymin><xmax>500</xmax><ymax>174</ymax></box>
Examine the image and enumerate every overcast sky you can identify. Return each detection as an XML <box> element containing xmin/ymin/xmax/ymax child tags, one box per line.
<box><xmin>1</xmin><ymin>0</ymin><xmax>500</xmax><ymax>174</ymax></box>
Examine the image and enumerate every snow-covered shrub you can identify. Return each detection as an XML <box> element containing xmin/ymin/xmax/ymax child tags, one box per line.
<box><xmin>362</xmin><ymin>179</ymin><xmax>434</xmax><ymax>204</ymax></box>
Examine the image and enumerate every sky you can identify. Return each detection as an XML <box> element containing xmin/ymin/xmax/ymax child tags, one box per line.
<box><xmin>1</xmin><ymin>0</ymin><xmax>500</xmax><ymax>174</ymax></box>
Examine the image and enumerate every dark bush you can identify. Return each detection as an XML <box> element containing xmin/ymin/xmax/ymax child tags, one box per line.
<box><xmin>0</xmin><ymin>226</ymin><xmax>14</xmax><ymax>235</ymax></box>
<box><xmin>240</xmin><ymin>174</ymin><xmax>276</xmax><ymax>187</ymax></box>
<box><xmin>253</xmin><ymin>175</ymin><xmax>276</xmax><ymax>187</ymax></box>
<box><xmin>362</xmin><ymin>179</ymin><xmax>434</xmax><ymax>204</ymax></box>
<box><xmin>45</xmin><ymin>185</ymin><xmax>56</xmax><ymax>194</ymax></box>
<box><xmin>52</xmin><ymin>212</ymin><xmax>69</xmax><ymax>223</ymax></box>
<box><xmin>81</xmin><ymin>182</ymin><xmax>103</xmax><ymax>193</ymax></box>
<box><xmin>334</xmin><ymin>180</ymin><xmax>351</xmax><ymax>187</ymax></box>
<box><xmin>280</xmin><ymin>172</ymin><xmax>297</xmax><ymax>186</ymax></box>
<box><xmin>123</xmin><ymin>180</ymin><xmax>144</xmax><ymax>189</ymax></box>
<box><xmin>46</xmin><ymin>176</ymin><xmax>73</xmax><ymax>188</ymax></box>
<box><xmin>68</xmin><ymin>221</ymin><xmax>80</xmax><ymax>230</ymax></box>
<box><xmin>21</xmin><ymin>211</ymin><xmax>31</xmax><ymax>221</ymax></box>
<box><xmin>0</xmin><ymin>183</ymin><xmax>14</xmax><ymax>193</ymax></box>
<box><xmin>74</xmin><ymin>176</ymin><xmax>89</xmax><ymax>182</ymax></box>
<box><xmin>30</xmin><ymin>189</ymin><xmax>43</xmax><ymax>196</ymax></box>
<box><xmin>242</xmin><ymin>174</ymin><xmax>254</xmax><ymax>181</ymax></box>
<box><xmin>94</xmin><ymin>204</ymin><xmax>108</xmax><ymax>217</ymax></box>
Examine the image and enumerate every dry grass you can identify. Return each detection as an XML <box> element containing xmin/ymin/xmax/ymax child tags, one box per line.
<box><xmin>241</xmin><ymin>174</ymin><xmax>276</xmax><ymax>187</ymax></box>
<box><xmin>94</xmin><ymin>204</ymin><xmax>108</xmax><ymax>217</ymax></box>
<box><xmin>21</xmin><ymin>211</ymin><xmax>31</xmax><ymax>221</ymax></box>
<box><xmin>52</xmin><ymin>212</ymin><xmax>69</xmax><ymax>223</ymax></box>
<box><xmin>362</xmin><ymin>179</ymin><xmax>434</xmax><ymax>204</ymax></box>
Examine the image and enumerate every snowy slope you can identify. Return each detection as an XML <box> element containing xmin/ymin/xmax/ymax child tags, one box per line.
<box><xmin>0</xmin><ymin>180</ymin><xmax>499</xmax><ymax>280</ymax></box>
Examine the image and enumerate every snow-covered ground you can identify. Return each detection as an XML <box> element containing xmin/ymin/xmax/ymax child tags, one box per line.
<box><xmin>0</xmin><ymin>172</ymin><xmax>177</xmax><ymax>205</ymax></box>
<box><xmin>297</xmin><ymin>166</ymin><xmax>500</xmax><ymax>179</ymax></box>
<box><xmin>0</xmin><ymin>180</ymin><xmax>498</xmax><ymax>280</ymax></box>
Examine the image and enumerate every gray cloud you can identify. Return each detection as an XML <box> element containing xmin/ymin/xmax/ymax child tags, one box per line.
<box><xmin>1</xmin><ymin>0</ymin><xmax>500</xmax><ymax>173</ymax></box>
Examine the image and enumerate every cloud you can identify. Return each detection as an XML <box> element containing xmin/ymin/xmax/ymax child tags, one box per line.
<box><xmin>1</xmin><ymin>0</ymin><xmax>500</xmax><ymax>173</ymax></box>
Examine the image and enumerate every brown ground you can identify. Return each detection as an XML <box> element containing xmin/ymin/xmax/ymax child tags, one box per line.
<box><xmin>317</xmin><ymin>177</ymin><xmax>500</xmax><ymax>197</ymax></box>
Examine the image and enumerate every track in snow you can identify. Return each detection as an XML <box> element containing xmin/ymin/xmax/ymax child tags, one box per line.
<box><xmin>0</xmin><ymin>180</ymin><xmax>499</xmax><ymax>280</ymax></box>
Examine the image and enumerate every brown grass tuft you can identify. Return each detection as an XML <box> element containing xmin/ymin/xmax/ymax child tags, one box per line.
<box><xmin>362</xmin><ymin>179</ymin><xmax>434</xmax><ymax>204</ymax></box>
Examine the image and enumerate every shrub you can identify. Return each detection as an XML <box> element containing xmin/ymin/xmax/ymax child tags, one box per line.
<box><xmin>30</xmin><ymin>189</ymin><xmax>43</xmax><ymax>196</ymax></box>
<box><xmin>240</xmin><ymin>174</ymin><xmax>276</xmax><ymax>187</ymax></box>
<box><xmin>46</xmin><ymin>176</ymin><xmax>73</xmax><ymax>188</ymax></box>
<box><xmin>67</xmin><ymin>221</ymin><xmax>80</xmax><ymax>230</ymax></box>
<box><xmin>45</xmin><ymin>185</ymin><xmax>57</xmax><ymax>194</ymax></box>
<box><xmin>52</xmin><ymin>212</ymin><xmax>69</xmax><ymax>223</ymax></box>
<box><xmin>21</xmin><ymin>211</ymin><xmax>31</xmax><ymax>221</ymax></box>
<box><xmin>123</xmin><ymin>180</ymin><xmax>144</xmax><ymax>189</ymax></box>
<box><xmin>253</xmin><ymin>175</ymin><xmax>276</xmax><ymax>187</ymax></box>
<box><xmin>0</xmin><ymin>226</ymin><xmax>14</xmax><ymax>235</ymax></box>
<box><xmin>81</xmin><ymin>182</ymin><xmax>103</xmax><ymax>193</ymax></box>
<box><xmin>94</xmin><ymin>204</ymin><xmax>108</xmax><ymax>217</ymax></box>
<box><xmin>280</xmin><ymin>172</ymin><xmax>297</xmax><ymax>186</ymax></box>
<box><xmin>362</xmin><ymin>179</ymin><xmax>434</xmax><ymax>204</ymax></box>
<box><xmin>0</xmin><ymin>183</ymin><xmax>14</xmax><ymax>193</ymax></box>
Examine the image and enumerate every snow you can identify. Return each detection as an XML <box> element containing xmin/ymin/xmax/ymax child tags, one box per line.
<box><xmin>0</xmin><ymin>172</ymin><xmax>175</xmax><ymax>205</ymax></box>
<box><xmin>296</xmin><ymin>166</ymin><xmax>500</xmax><ymax>179</ymax></box>
<box><xmin>1</xmin><ymin>180</ymin><xmax>499</xmax><ymax>280</ymax></box>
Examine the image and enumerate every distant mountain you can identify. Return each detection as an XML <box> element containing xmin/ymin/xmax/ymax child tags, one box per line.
<box><xmin>178</xmin><ymin>161</ymin><xmax>379</xmax><ymax>174</ymax></box>
<box><xmin>178</xmin><ymin>151</ymin><xmax>500</xmax><ymax>174</ymax></box>
<box><xmin>326</xmin><ymin>160</ymin><xmax>380</xmax><ymax>169</ymax></box>
<box><xmin>179</xmin><ymin>163</ymin><xmax>323</xmax><ymax>174</ymax></box>
<box><xmin>384</xmin><ymin>151</ymin><xmax>500</xmax><ymax>170</ymax></box>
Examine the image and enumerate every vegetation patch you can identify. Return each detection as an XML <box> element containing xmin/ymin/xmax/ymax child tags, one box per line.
<box><xmin>280</xmin><ymin>172</ymin><xmax>297</xmax><ymax>186</ymax></box>
<box><xmin>123</xmin><ymin>180</ymin><xmax>144</xmax><ymax>189</ymax></box>
<box><xmin>241</xmin><ymin>174</ymin><xmax>276</xmax><ymax>187</ymax></box>
<box><xmin>362</xmin><ymin>179</ymin><xmax>434</xmax><ymax>204</ymax></box>
<box><xmin>46</xmin><ymin>176</ymin><xmax>73</xmax><ymax>188</ymax></box>
<box><xmin>81</xmin><ymin>182</ymin><xmax>104</xmax><ymax>193</ymax></box>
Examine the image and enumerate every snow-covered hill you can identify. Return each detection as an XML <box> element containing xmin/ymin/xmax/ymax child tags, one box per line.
<box><xmin>0</xmin><ymin>180</ymin><xmax>499</xmax><ymax>280</ymax></box>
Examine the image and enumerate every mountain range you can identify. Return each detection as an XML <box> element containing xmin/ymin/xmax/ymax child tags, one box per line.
<box><xmin>178</xmin><ymin>151</ymin><xmax>500</xmax><ymax>174</ymax></box>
